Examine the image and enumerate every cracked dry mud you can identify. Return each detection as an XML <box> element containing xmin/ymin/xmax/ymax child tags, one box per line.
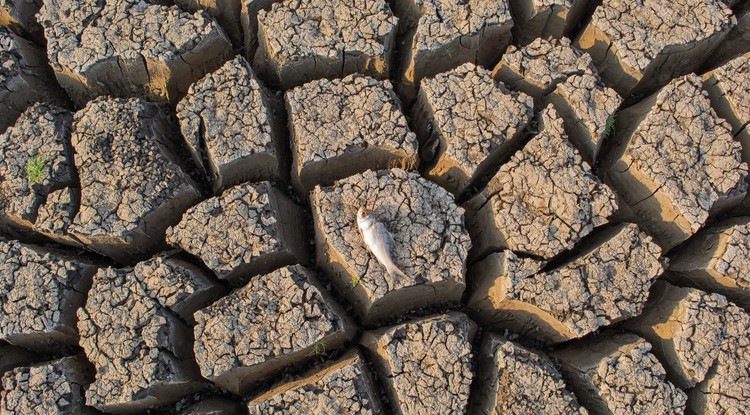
<box><xmin>1</xmin><ymin>0</ymin><xmax>750</xmax><ymax>413</ymax></box>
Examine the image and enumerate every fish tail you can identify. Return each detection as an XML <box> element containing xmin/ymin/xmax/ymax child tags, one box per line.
<box><xmin>385</xmin><ymin>262</ymin><xmax>409</xmax><ymax>280</ymax></box>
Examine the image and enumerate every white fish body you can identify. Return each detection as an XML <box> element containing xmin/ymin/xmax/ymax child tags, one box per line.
<box><xmin>357</xmin><ymin>207</ymin><xmax>408</xmax><ymax>280</ymax></box>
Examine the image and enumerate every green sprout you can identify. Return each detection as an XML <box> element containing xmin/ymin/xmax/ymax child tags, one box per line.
<box><xmin>350</xmin><ymin>276</ymin><xmax>360</xmax><ymax>288</ymax></box>
<box><xmin>603</xmin><ymin>115</ymin><xmax>616</xmax><ymax>141</ymax></box>
<box><xmin>25</xmin><ymin>156</ymin><xmax>47</xmax><ymax>185</ymax></box>
<box><xmin>442</xmin><ymin>44</ymin><xmax>454</xmax><ymax>58</ymax></box>
<box><xmin>309</xmin><ymin>339</ymin><xmax>327</xmax><ymax>356</ymax></box>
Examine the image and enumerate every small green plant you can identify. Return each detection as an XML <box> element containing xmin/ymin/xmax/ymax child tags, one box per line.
<box><xmin>25</xmin><ymin>156</ymin><xmax>47</xmax><ymax>185</ymax></box>
<box><xmin>350</xmin><ymin>276</ymin><xmax>360</xmax><ymax>288</ymax></box>
<box><xmin>603</xmin><ymin>115</ymin><xmax>616</xmax><ymax>141</ymax></box>
<box><xmin>442</xmin><ymin>44</ymin><xmax>454</xmax><ymax>58</ymax></box>
<box><xmin>309</xmin><ymin>339</ymin><xmax>327</xmax><ymax>356</ymax></box>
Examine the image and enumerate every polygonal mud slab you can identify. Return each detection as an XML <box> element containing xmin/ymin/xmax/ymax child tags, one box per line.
<box><xmin>413</xmin><ymin>63</ymin><xmax>533</xmax><ymax>196</ymax></box>
<box><xmin>132</xmin><ymin>256</ymin><xmax>227</xmax><ymax>324</ymax></box>
<box><xmin>554</xmin><ymin>334</ymin><xmax>688</xmax><ymax>415</ymax></box>
<box><xmin>0</xmin><ymin>103</ymin><xmax>75</xmax><ymax>239</ymax></box>
<box><xmin>669</xmin><ymin>217</ymin><xmax>750</xmax><ymax>309</ymax></box>
<box><xmin>69</xmin><ymin>97</ymin><xmax>200</xmax><ymax>263</ymax></box>
<box><xmin>31</xmin><ymin>187</ymin><xmax>79</xmax><ymax>245</ymax></box>
<box><xmin>177</xmin><ymin>56</ymin><xmax>286</xmax><ymax>194</ymax></box>
<box><xmin>708</xmin><ymin>5</ymin><xmax>750</xmax><ymax>66</ymax></box>
<box><xmin>623</xmin><ymin>281</ymin><xmax>728</xmax><ymax>389</ymax></box>
<box><xmin>545</xmin><ymin>72</ymin><xmax>622</xmax><ymax>164</ymax></box>
<box><xmin>175</xmin><ymin>0</ymin><xmax>242</xmax><ymax>48</ymax></box>
<box><xmin>253</xmin><ymin>0</ymin><xmax>397</xmax><ymax>89</ymax></box>
<box><xmin>0</xmin><ymin>0</ymin><xmax>43</xmax><ymax>40</ymax></box>
<box><xmin>310</xmin><ymin>169</ymin><xmax>471</xmax><ymax>324</ymax></box>
<box><xmin>575</xmin><ymin>0</ymin><xmax>735</xmax><ymax>98</ymax></box>
<box><xmin>394</xmin><ymin>0</ymin><xmax>513</xmax><ymax>96</ymax></box>
<box><xmin>703</xmin><ymin>52</ymin><xmax>750</xmax><ymax>166</ymax></box>
<box><xmin>465</xmin><ymin>105</ymin><xmax>617</xmax><ymax>260</ymax></box>
<box><xmin>492</xmin><ymin>37</ymin><xmax>595</xmax><ymax>101</ymax></box>
<box><xmin>473</xmin><ymin>334</ymin><xmax>588</xmax><ymax>414</ymax></box>
<box><xmin>0</xmin><ymin>239</ymin><xmax>96</xmax><ymax>352</ymax></box>
<box><xmin>0</xmin><ymin>356</ymin><xmax>93</xmax><ymax>415</ymax></box>
<box><xmin>193</xmin><ymin>265</ymin><xmax>354</xmax><ymax>395</ymax></box>
<box><xmin>166</xmin><ymin>182</ymin><xmax>307</xmax><ymax>284</ymax></box>
<box><xmin>689</xmin><ymin>304</ymin><xmax>750</xmax><ymax>414</ymax></box>
<box><xmin>604</xmin><ymin>74</ymin><xmax>748</xmax><ymax>251</ymax></box>
<box><xmin>78</xmin><ymin>267</ymin><xmax>203</xmax><ymax>414</ymax></box>
<box><xmin>361</xmin><ymin>312</ymin><xmax>476</xmax><ymax>415</ymax></box>
<box><xmin>38</xmin><ymin>0</ymin><xmax>233</xmax><ymax>106</ymax></box>
<box><xmin>0</xmin><ymin>27</ymin><xmax>66</xmax><ymax>134</ymax></box>
<box><xmin>246</xmin><ymin>350</ymin><xmax>382</xmax><ymax>414</ymax></box>
<box><xmin>286</xmin><ymin>74</ymin><xmax>418</xmax><ymax>194</ymax></box>
<box><xmin>509</xmin><ymin>0</ymin><xmax>593</xmax><ymax>45</ymax></box>
<box><xmin>181</xmin><ymin>398</ymin><xmax>242</xmax><ymax>415</ymax></box>
<box><xmin>469</xmin><ymin>223</ymin><xmax>664</xmax><ymax>343</ymax></box>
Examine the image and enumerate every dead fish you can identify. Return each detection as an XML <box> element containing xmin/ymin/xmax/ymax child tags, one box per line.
<box><xmin>357</xmin><ymin>207</ymin><xmax>408</xmax><ymax>280</ymax></box>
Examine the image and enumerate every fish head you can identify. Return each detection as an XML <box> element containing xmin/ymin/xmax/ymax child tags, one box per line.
<box><xmin>357</xmin><ymin>207</ymin><xmax>375</xmax><ymax>229</ymax></box>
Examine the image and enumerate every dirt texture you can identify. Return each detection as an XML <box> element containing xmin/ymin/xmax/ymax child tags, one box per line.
<box><xmin>0</xmin><ymin>356</ymin><xmax>92</xmax><ymax>415</ymax></box>
<box><xmin>492</xmin><ymin>37</ymin><xmax>594</xmax><ymax>101</ymax></box>
<box><xmin>0</xmin><ymin>0</ymin><xmax>43</xmax><ymax>42</ymax></box>
<box><xmin>166</xmin><ymin>182</ymin><xmax>307</xmax><ymax>284</ymax></box>
<box><xmin>253</xmin><ymin>0</ymin><xmax>397</xmax><ymax>89</ymax></box>
<box><xmin>70</xmin><ymin>97</ymin><xmax>200</xmax><ymax>263</ymax></box>
<box><xmin>0</xmin><ymin>239</ymin><xmax>95</xmax><ymax>352</ymax></box>
<box><xmin>181</xmin><ymin>398</ymin><xmax>242</xmax><ymax>415</ymax></box>
<box><xmin>78</xmin><ymin>266</ymin><xmax>203</xmax><ymax>413</ymax></box>
<box><xmin>708</xmin><ymin>5</ymin><xmax>750</xmax><ymax>65</ymax></box>
<box><xmin>177</xmin><ymin>56</ymin><xmax>286</xmax><ymax>194</ymax></box>
<box><xmin>575</xmin><ymin>0</ymin><xmax>735</xmax><ymax>98</ymax></box>
<box><xmin>473</xmin><ymin>334</ymin><xmax>587</xmax><ymax>414</ymax></box>
<box><xmin>0</xmin><ymin>27</ymin><xmax>65</xmax><ymax>134</ymax></box>
<box><xmin>413</xmin><ymin>63</ymin><xmax>533</xmax><ymax>196</ymax></box>
<box><xmin>510</xmin><ymin>0</ymin><xmax>593</xmax><ymax>45</ymax></box>
<box><xmin>669</xmin><ymin>217</ymin><xmax>750</xmax><ymax>308</ymax></box>
<box><xmin>311</xmin><ymin>168</ymin><xmax>470</xmax><ymax>324</ymax></box>
<box><xmin>605</xmin><ymin>74</ymin><xmax>748</xmax><ymax>251</ymax></box>
<box><xmin>0</xmin><ymin>103</ymin><xmax>75</xmax><ymax>239</ymax></box>
<box><xmin>286</xmin><ymin>74</ymin><xmax>418</xmax><ymax>194</ymax></box>
<box><xmin>193</xmin><ymin>265</ymin><xmax>354</xmax><ymax>395</ymax></box>
<box><xmin>470</xmin><ymin>223</ymin><xmax>663</xmax><ymax>343</ymax></box>
<box><xmin>554</xmin><ymin>334</ymin><xmax>687</xmax><ymax>415</ymax></box>
<box><xmin>175</xmin><ymin>0</ymin><xmax>242</xmax><ymax>48</ymax></box>
<box><xmin>361</xmin><ymin>312</ymin><xmax>476</xmax><ymax>415</ymax></box>
<box><xmin>394</xmin><ymin>0</ymin><xmax>513</xmax><ymax>95</ymax></box>
<box><xmin>466</xmin><ymin>105</ymin><xmax>617</xmax><ymax>260</ymax></box>
<box><xmin>38</xmin><ymin>0</ymin><xmax>233</xmax><ymax>105</ymax></box>
<box><xmin>246</xmin><ymin>350</ymin><xmax>382</xmax><ymax>414</ymax></box>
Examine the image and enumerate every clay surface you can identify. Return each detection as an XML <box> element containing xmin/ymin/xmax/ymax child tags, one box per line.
<box><xmin>175</xmin><ymin>0</ymin><xmax>242</xmax><ymax>47</ymax></box>
<box><xmin>193</xmin><ymin>265</ymin><xmax>354</xmax><ymax>395</ymax></box>
<box><xmin>311</xmin><ymin>169</ymin><xmax>470</xmax><ymax>324</ymax></box>
<box><xmin>510</xmin><ymin>0</ymin><xmax>593</xmax><ymax>45</ymax></box>
<box><xmin>287</xmin><ymin>74</ymin><xmax>417</xmax><ymax>194</ymax></box>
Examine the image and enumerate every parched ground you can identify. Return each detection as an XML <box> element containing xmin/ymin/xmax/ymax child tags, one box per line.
<box><xmin>1</xmin><ymin>0</ymin><xmax>749</xmax><ymax>414</ymax></box>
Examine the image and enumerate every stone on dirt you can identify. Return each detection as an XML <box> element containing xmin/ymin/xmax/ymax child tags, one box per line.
<box><xmin>361</xmin><ymin>312</ymin><xmax>476</xmax><ymax>415</ymax></box>
<box><xmin>193</xmin><ymin>265</ymin><xmax>354</xmax><ymax>395</ymax></box>
<box><xmin>70</xmin><ymin>97</ymin><xmax>200</xmax><ymax>263</ymax></box>
<box><xmin>253</xmin><ymin>0</ymin><xmax>397</xmax><ymax>89</ymax></box>
<box><xmin>78</xmin><ymin>266</ymin><xmax>203</xmax><ymax>413</ymax></box>
<box><xmin>310</xmin><ymin>169</ymin><xmax>470</xmax><ymax>324</ymax></box>
<box><xmin>413</xmin><ymin>63</ymin><xmax>533</xmax><ymax>196</ymax></box>
<box><xmin>465</xmin><ymin>105</ymin><xmax>617</xmax><ymax>260</ymax></box>
<box><xmin>0</xmin><ymin>239</ymin><xmax>96</xmax><ymax>352</ymax></box>
<box><xmin>286</xmin><ymin>74</ymin><xmax>418</xmax><ymax>194</ymax></box>
<box><xmin>575</xmin><ymin>0</ymin><xmax>735</xmax><ymax>98</ymax></box>
<box><xmin>38</xmin><ymin>0</ymin><xmax>233</xmax><ymax>105</ymax></box>
<box><xmin>394</xmin><ymin>0</ymin><xmax>513</xmax><ymax>96</ymax></box>
<box><xmin>473</xmin><ymin>334</ymin><xmax>588</xmax><ymax>414</ymax></box>
<box><xmin>669</xmin><ymin>217</ymin><xmax>750</xmax><ymax>308</ymax></box>
<box><xmin>554</xmin><ymin>334</ymin><xmax>688</xmax><ymax>415</ymax></box>
<box><xmin>177</xmin><ymin>56</ymin><xmax>286</xmax><ymax>194</ymax></box>
<box><xmin>492</xmin><ymin>37</ymin><xmax>594</xmax><ymax>101</ymax></box>
<box><xmin>1</xmin><ymin>356</ymin><xmax>93</xmax><ymax>415</ymax></box>
<box><xmin>246</xmin><ymin>350</ymin><xmax>382</xmax><ymax>414</ymax></box>
<box><xmin>604</xmin><ymin>74</ymin><xmax>748</xmax><ymax>251</ymax></box>
<box><xmin>624</xmin><ymin>281</ymin><xmax>728</xmax><ymax>389</ymax></box>
<box><xmin>166</xmin><ymin>182</ymin><xmax>307</xmax><ymax>284</ymax></box>
<box><xmin>469</xmin><ymin>223</ymin><xmax>663</xmax><ymax>343</ymax></box>
<box><xmin>509</xmin><ymin>0</ymin><xmax>594</xmax><ymax>45</ymax></box>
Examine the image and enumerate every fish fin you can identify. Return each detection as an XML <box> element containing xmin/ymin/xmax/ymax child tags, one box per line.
<box><xmin>386</xmin><ymin>263</ymin><xmax>409</xmax><ymax>280</ymax></box>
